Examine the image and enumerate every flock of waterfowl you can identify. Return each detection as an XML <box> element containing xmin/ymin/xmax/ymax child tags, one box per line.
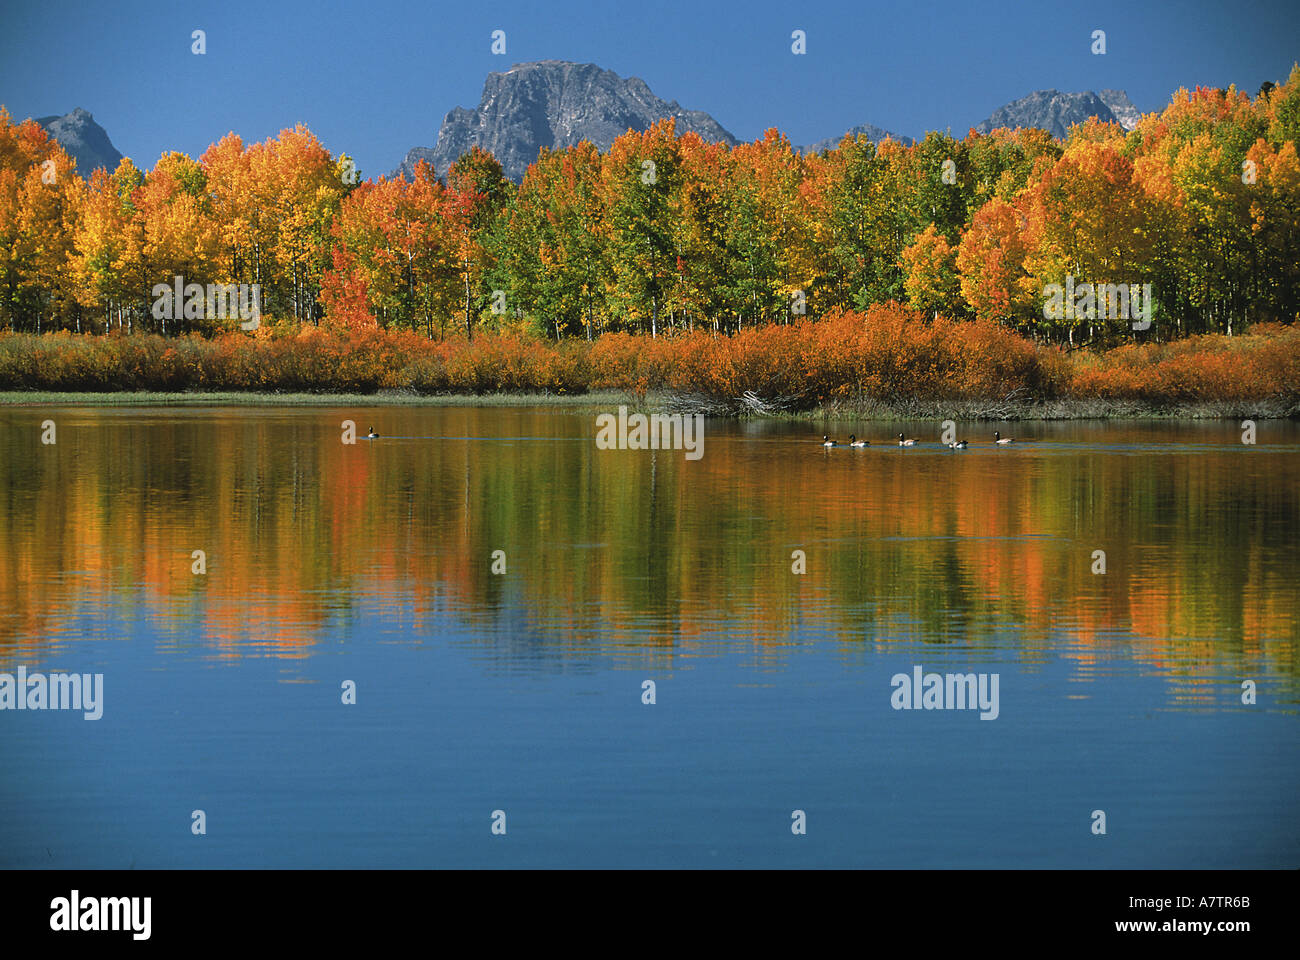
<box><xmin>822</xmin><ymin>431</ymin><xmax>1018</xmax><ymax>449</ymax></box>
<box><xmin>364</xmin><ymin>422</ymin><xmax>1019</xmax><ymax>450</ymax></box>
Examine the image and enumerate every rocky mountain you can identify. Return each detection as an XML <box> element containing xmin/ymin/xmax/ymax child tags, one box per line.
<box><xmin>799</xmin><ymin>122</ymin><xmax>913</xmax><ymax>154</ymax></box>
<box><xmin>392</xmin><ymin>146</ymin><xmax>437</xmax><ymax>180</ymax></box>
<box><xmin>36</xmin><ymin>107</ymin><xmax>123</xmax><ymax>175</ymax></box>
<box><xmin>394</xmin><ymin>60</ymin><xmax>738</xmax><ymax>182</ymax></box>
<box><xmin>1097</xmin><ymin>89</ymin><xmax>1142</xmax><ymax>131</ymax></box>
<box><xmin>973</xmin><ymin>89</ymin><xmax>1127</xmax><ymax>138</ymax></box>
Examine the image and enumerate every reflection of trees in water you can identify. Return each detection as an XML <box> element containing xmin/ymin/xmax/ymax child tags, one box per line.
<box><xmin>0</xmin><ymin>410</ymin><xmax>1296</xmax><ymax>694</ymax></box>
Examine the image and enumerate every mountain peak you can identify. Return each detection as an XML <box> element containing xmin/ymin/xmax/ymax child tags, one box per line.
<box><xmin>973</xmin><ymin>89</ymin><xmax>1135</xmax><ymax>138</ymax></box>
<box><xmin>34</xmin><ymin>107</ymin><xmax>123</xmax><ymax>174</ymax></box>
<box><xmin>1097</xmin><ymin>89</ymin><xmax>1142</xmax><ymax>130</ymax></box>
<box><xmin>393</xmin><ymin>60</ymin><xmax>736</xmax><ymax>182</ymax></box>
<box><xmin>799</xmin><ymin>123</ymin><xmax>914</xmax><ymax>154</ymax></box>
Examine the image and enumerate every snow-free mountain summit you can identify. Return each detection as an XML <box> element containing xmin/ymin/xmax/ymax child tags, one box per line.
<box><xmin>393</xmin><ymin>64</ymin><xmax>1142</xmax><ymax>182</ymax></box>
<box><xmin>23</xmin><ymin>78</ymin><xmax>1142</xmax><ymax>187</ymax></box>
<box><xmin>973</xmin><ymin>89</ymin><xmax>1141</xmax><ymax>138</ymax></box>
<box><xmin>393</xmin><ymin>61</ymin><xmax>738</xmax><ymax>182</ymax></box>
<box><xmin>36</xmin><ymin>108</ymin><xmax>123</xmax><ymax>175</ymax></box>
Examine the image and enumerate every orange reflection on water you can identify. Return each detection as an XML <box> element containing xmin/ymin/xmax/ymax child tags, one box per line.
<box><xmin>0</xmin><ymin>408</ymin><xmax>1296</xmax><ymax>705</ymax></box>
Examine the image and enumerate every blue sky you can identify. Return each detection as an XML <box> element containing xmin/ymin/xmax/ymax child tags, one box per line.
<box><xmin>1</xmin><ymin>0</ymin><xmax>1297</xmax><ymax>177</ymax></box>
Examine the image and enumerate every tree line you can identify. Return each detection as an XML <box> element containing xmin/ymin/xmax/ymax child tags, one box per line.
<box><xmin>1</xmin><ymin>65</ymin><xmax>1297</xmax><ymax>346</ymax></box>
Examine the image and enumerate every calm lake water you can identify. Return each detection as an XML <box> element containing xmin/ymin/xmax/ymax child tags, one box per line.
<box><xmin>0</xmin><ymin>406</ymin><xmax>1297</xmax><ymax>868</ymax></box>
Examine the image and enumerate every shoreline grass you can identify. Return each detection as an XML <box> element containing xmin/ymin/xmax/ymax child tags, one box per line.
<box><xmin>793</xmin><ymin>396</ymin><xmax>1300</xmax><ymax>421</ymax></box>
<box><xmin>1</xmin><ymin>389</ymin><xmax>1294</xmax><ymax>421</ymax></box>
<box><xmin>0</xmin><ymin>389</ymin><xmax>637</xmax><ymax>408</ymax></box>
<box><xmin>2</xmin><ymin>309</ymin><xmax>1296</xmax><ymax>419</ymax></box>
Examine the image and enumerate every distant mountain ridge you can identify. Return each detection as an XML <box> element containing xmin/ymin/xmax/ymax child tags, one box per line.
<box><xmin>35</xmin><ymin>108</ymin><xmax>123</xmax><ymax>175</ymax></box>
<box><xmin>973</xmin><ymin>89</ymin><xmax>1140</xmax><ymax>138</ymax></box>
<box><xmin>394</xmin><ymin>60</ymin><xmax>739</xmax><ymax>182</ymax></box>
<box><xmin>799</xmin><ymin>123</ymin><xmax>914</xmax><ymax>154</ymax></box>
<box><xmin>394</xmin><ymin>65</ymin><xmax>1142</xmax><ymax>180</ymax></box>
<box><xmin>25</xmin><ymin>79</ymin><xmax>1146</xmax><ymax>188</ymax></box>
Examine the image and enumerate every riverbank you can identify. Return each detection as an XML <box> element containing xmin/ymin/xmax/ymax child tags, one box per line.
<box><xmin>0</xmin><ymin>389</ymin><xmax>633</xmax><ymax>408</ymax></box>
<box><xmin>2</xmin><ymin>389</ymin><xmax>1294</xmax><ymax>421</ymax></box>
<box><xmin>796</xmin><ymin>396</ymin><xmax>1300</xmax><ymax>421</ymax></box>
<box><xmin>2</xmin><ymin>306</ymin><xmax>1297</xmax><ymax>416</ymax></box>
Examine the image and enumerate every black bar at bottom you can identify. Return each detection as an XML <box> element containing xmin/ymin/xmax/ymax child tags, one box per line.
<box><xmin>1</xmin><ymin>869</ymin><xmax>1289</xmax><ymax>946</ymax></box>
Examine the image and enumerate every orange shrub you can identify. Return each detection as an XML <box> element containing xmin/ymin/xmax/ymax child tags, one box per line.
<box><xmin>653</xmin><ymin>305</ymin><xmax>1068</xmax><ymax>403</ymax></box>
<box><xmin>0</xmin><ymin>316</ymin><xmax>1296</xmax><ymax>407</ymax></box>
<box><xmin>1070</xmin><ymin>326</ymin><xmax>1300</xmax><ymax>403</ymax></box>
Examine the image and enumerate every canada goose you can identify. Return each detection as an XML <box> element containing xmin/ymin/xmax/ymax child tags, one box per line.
<box><xmin>822</xmin><ymin>435</ymin><xmax>837</xmax><ymax>447</ymax></box>
<box><xmin>948</xmin><ymin>439</ymin><xmax>968</xmax><ymax>449</ymax></box>
<box><xmin>849</xmin><ymin>434</ymin><xmax>868</xmax><ymax>448</ymax></box>
<box><xmin>897</xmin><ymin>433</ymin><xmax>916</xmax><ymax>447</ymax></box>
<box><xmin>993</xmin><ymin>431</ymin><xmax>1014</xmax><ymax>445</ymax></box>
<box><xmin>367</xmin><ymin>427</ymin><xmax>379</xmax><ymax>439</ymax></box>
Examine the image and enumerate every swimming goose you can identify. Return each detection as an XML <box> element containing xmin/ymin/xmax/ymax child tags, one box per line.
<box><xmin>897</xmin><ymin>433</ymin><xmax>916</xmax><ymax>447</ymax></box>
<box><xmin>367</xmin><ymin>427</ymin><xmax>379</xmax><ymax>439</ymax></box>
<box><xmin>849</xmin><ymin>434</ymin><xmax>868</xmax><ymax>448</ymax></box>
<box><xmin>948</xmin><ymin>439</ymin><xmax>968</xmax><ymax>449</ymax></box>
<box><xmin>993</xmin><ymin>431</ymin><xmax>1014</xmax><ymax>445</ymax></box>
<box><xmin>822</xmin><ymin>435</ymin><xmax>837</xmax><ymax>447</ymax></box>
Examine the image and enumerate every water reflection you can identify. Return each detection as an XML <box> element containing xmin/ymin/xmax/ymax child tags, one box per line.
<box><xmin>0</xmin><ymin>407</ymin><xmax>1296</xmax><ymax>711</ymax></box>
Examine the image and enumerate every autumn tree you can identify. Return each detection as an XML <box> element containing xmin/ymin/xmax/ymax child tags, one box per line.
<box><xmin>321</xmin><ymin>162</ymin><xmax>455</xmax><ymax>335</ymax></box>
<box><xmin>724</xmin><ymin>130</ymin><xmax>814</xmax><ymax>328</ymax></box>
<box><xmin>901</xmin><ymin>224</ymin><xmax>959</xmax><ymax>319</ymax></box>
<box><xmin>1025</xmin><ymin>135</ymin><xmax>1167</xmax><ymax>342</ymax></box>
<box><xmin>672</xmin><ymin>133</ymin><xmax>733</xmax><ymax>330</ymax></box>
<box><xmin>955</xmin><ymin>197</ymin><xmax>1039</xmax><ymax>331</ymax></box>
<box><xmin>490</xmin><ymin>142</ymin><xmax>606</xmax><ymax>339</ymax></box>
<box><xmin>0</xmin><ymin>109</ymin><xmax>80</xmax><ymax>331</ymax></box>
<box><xmin>601</xmin><ymin>119</ymin><xmax>683</xmax><ymax>336</ymax></box>
<box><xmin>132</xmin><ymin>152</ymin><xmax>221</xmax><ymax>332</ymax></box>
<box><xmin>68</xmin><ymin>158</ymin><xmax>147</xmax><ymax>332</ymax></box>
<box><xmin>445</xmin><ymin>146</ymin><xmax>511</xmax><ymax>340</ymax></box>
<box><xmin>815</xmin><ymin>133</ymin><xmax>914</xmax><ymax>311</ymax></box>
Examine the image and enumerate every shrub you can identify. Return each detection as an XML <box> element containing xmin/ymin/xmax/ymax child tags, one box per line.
<box><xmin>0</xmin><ymin>315</ymin><xmax>1296</xmax><ymax>407</ymax></box>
